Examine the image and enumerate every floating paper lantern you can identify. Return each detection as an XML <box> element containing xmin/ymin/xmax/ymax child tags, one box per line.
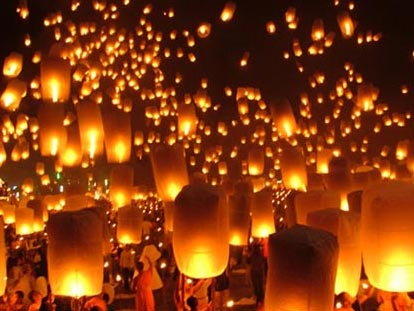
<box><xmin>248</xmin><ymin>147</ymin><xmax>265</xmax><ymax>176</ymax></box>
<box><xmin>48</xmin><ymin>208</ymin><xmax>103</xmax><ymax>297</ymax></box>
<box><xmin>21</xmin><ymin>178</ymin><xmax>34</xmax><ymax>194</ymax></box>
<box><xmin>220</xmin><ymin>1</ymin><xmax>236</xmax><ymax>22</ymax></box>
<box><xmin>110</xmin><ymin>164</ymin><xmax>134</xmax><ymax>210</ymax></box>
<box><xmin>0</xmin><ymin>201</ymin><xmax>15</xmax><ymax>224</ymax></box>
<box><xmin>173</xmin><ymin>184</ymin><xmax>229</xmax><ymax>278</ymax></box>
<box><xmin>102</xmin><ymin>107</ymin><xmax>132</xmax><ymax>163</ymax></box>
<box><xmin>150</xmin><ymin>144</ymin><xmax>189</xmax><ymax>203</ymax></box>
<box><xmin>228</xmin><ymin>193</ymin><xmax>251</xmax><ymax>246</ymax></box>
<box><xmin>311</xmin><ymin>19</ymin><xmax>325</xmax><ymax>41</ymax></box>
<box><xmin>251</xmin><ymin>187</ymin><xmax>275</xmax><ymax>238</ymax></box>
<box><xmin>38</xmin><ymin>103</ymin><xmax>67</xmax><ymax>156</ymax></box>
<box><xmin>280</xmin><ymin>146</ymin><xmax>307</xmax><ymax>191</ymax></box>
<box><xmin>356</xmin><ymin>83</ymin><xmax>376</xmax><ymax>111</ymax></box>
<box><xmin>1</xmin><ymin>79</ymin><xmax>27</xmax><ymax>111</ymax></box>
<box><xmin>269</xmin><ymin>98</ymin><xmax>297</xmax><ymax>138</ymax></box>
<box><xmin>265</xmin><ymin>225</ymin><xmax>338</xmax><ymax>311</ymax></box>
<box><xmin>40</xmin><ymin>57</ymin><xmax>71</xmax><ymax>102</ymax></box>
<box><xmin>117</xmin><ymin>205</ymin><xmax>143</xmax><ymax>244</ymax></box>
<box><xmin>27</xmin><ymin>199</ymin><xmax>46</xmax><ymax>232</ymax></box>
<box><xmin>77</xmin><ymin>100</ymin><xmax>105</xmax><ymax>159</ymax></box>
<box><xmin>3</xmin><ymin>52</ymin><xmax>23</xmax><ymax>78</ymax></box>
<box><xmin>177</xmin><ymin>102</ymin><xmax>197</xmax><ymax>137</ymax></box>
<box><xmin>316</xmin><ymin>149</ymin><xmax>333</xmax><ymax>174</ymax></box>
<box><xmin>0</xmin><ymin>142</ymin><xmax>6</xmax><ymax>166</ymax></box>
<box><xmin>15</xmin><ymin>207</ymin><xmax>34</xmax><ymax>235</ymax></box>
<box><xmin>307</xmin><ymin>208</ymin><xmax>361</xmax><ymax>297</ymax></box>
<box><xmin>361</xmin><ymin>181</ymin><xmax>414</xmax><ymax>292</ymax></box>
<box><xmin>337</xmin><ymin>11</ymin><xmax>356</xmax><ymax>38</ymax></box>
<box><xmin>59</xmin><ymin>123</ymin><xmax>82</xmax><ymax>167</ymax></box>
<box><xmin>0</xmin><ymin>217</ymin><xmax>6</xmax><ymax>294</ymax></box>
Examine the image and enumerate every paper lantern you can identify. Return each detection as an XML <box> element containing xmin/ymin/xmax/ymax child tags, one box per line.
<box><xmin>228</xmin><ymin>193</ymin><xmax>251</xmax><ymax>246</ymax></box>
<box><xmin>0</xmin><ymin>217</ymin><xmax>6</xmax><ymax>294</ymax></box>
<box><xmin>248</xmin><ymin>147</ymin><xmax>265</xmax><ymax>176</ymax></box>
<box><xmin>311</xmin><ymin>18</ymin><xmax>325</xmax><ymax>41</ymax></box>
<box><xmin>3</xmin><ymin>52</ymin><xmax>23</xmax><ymax>78</ymax></box>
<box><xmin>356</xmin><ymin>83</ymin><xmax>376</xmax><ymax>112</ymax></box>
<box><xmin>177</xmin><ymin>102</ymin><xmax>197</xmax><ymax>137</ymax></box>
<box><xmin>280</xmin><ymin>146</ymin><xmax>307</xmax><ymax>191</ymax></box>
<box><xmin>150</xmin><ymin>143</ymin><xmax>189</xmax><ymax>203</ymax></box>
<box><xmin>102</xmin><ymin>107</ymin><xmax>132</xmax><ymax>163</ymax></box>
<box><xmin>251</xmin><ymin>187</ymin><xmax>275</xmax><ymax>238</ymax></box>
<box><xmin>265</xmin><ymin>225</ymin><xmax>338</xmax><ymax>311</ymax></box>
<box><xmin>15</xmin><ymin>207</ymin><xmax>34</xmax><ymax>235</ymax></box>
<box><xmin>337</xmin><ymin>11</ymin><xmax>356</xmax><ymax>38</ymax></box>
<box><xmin>269</xmin><ymin>98</ymin><xmax>297</xmax><ymax>138</ymax></box>
<box><xmin>0</xmin><ymin>201</ymin><xmax>15</xmax><ymax>224</ymax></box>
<box><xmin>21</xmin><ymin>178</ymin><xmax>34</xmax><ymax>194</ymax></box>
<box><xmin>110</xmin><ymin>164</ymin><xmax>134</xmax><ymax>210</ymax></box>
<box><xmin>316</xmin><ymin>149</ymin><xmax>333</xmax><ymax>174</ymax></box>
<box><xmin>307</xmin><ymin>208</ymin><xmax>361</xmax><ymax>296</ymax></box>
<box><xmin>77</xmin><ymin>100</ymin><xmax>105</xmax><ymax>159</ymax></box>
<box><xmin>361</xmin><ymin>181</ymin><xmax>414</xmax><ymax>292</ymax></box>
<box><xmin>1</xmin><ymin>79</ymin><xmax>27</xmax><ymax>111</ymax></box>
<box><xmin>117</xmin><ymin>205</ymin><xmax>143</xmax><ymax>244</ymax></box>
<box><xmin>59</xmin><ymin>123</ymin><xmax>82</xmax><ymax>167</ymax></box>
<box><xmin>220</xmin><ymin>1</ymin><xmax>236</xmax><ymax>22</ymax></box>
<box><xmin>173</xmin><ymin>184</ymin><xmax>229</xmax><ymax>278</ymax></box>
<box><xmin>40</xmin><ymin>57</ymin><xmax>71</xmax><ymax>102</ymax></box>
<box><xmin>38</xmin><ymin>103</ymin><xmax>67</xmax><ymax>156</ymax></box>
<box><xmin>27</xmin><ymin>199</ymin><xmax>46</xmax><ymax>232</ymax></box>
<box><xmin>48</xmin><ymin>208</ymin><xmax>103</xmax><ymax>297</ymax></box>
<box><xmin>294</xmin><ymin>190</ymin><xmax>340</xmax><ymax>225</ymax></box>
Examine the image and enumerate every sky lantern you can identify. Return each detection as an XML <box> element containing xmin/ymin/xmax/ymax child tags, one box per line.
<box><xmin>59</xmin><ymin>123</ymin><xmax>82</xmax><ymax>167</ymax></box>
<box><xmin>173</xmin><ymin>183</ymin><xmax>229</xmax><ymax>278</ymax></box>
<box><xmin>316</xmin><ymin>149</ymin><xmax>334</xmax><ymax>174</ymax></box>
<box><xmin>220</xmin><ymin>1</ymin><xmax>236</xmax><ymax>22</ymax></box>
<box><xmin>250</xmin><ymin>187</ymin><xmax>275</xmax><ymax>238</ymax></box>
<box><xmin>76</xmin><ymin>100</ymin><xmax>105</xmax><ymax>159</ymax></box>
<box><xmin>117</xmin><ymin>205</ymin><xmax>143</xmax><ymax>244</ymax></box>
<box><xmin>27</xmin><ymin>198</ymin><xmax>46</xmax><ymax>232</ymax></box>
<box><xmin>3</xmin><ymin>52</ymin><xmax>23</xmax><ymax>78</ymax></box>
<box><xmin>361</xmin><ymin>181</ymin><xmax>414</xmax><ymax>292</ymax></box>
<box><xmin>280</xmin><ymin>145</ymin><xmax>307</xmax><ymax>191</ymax></box>
<box><xmin>307</xmin><ymin>208</ymin><xmax>361</xmax><ymax>297</ymax></box>
<box><xmin>248</xmin><ymin>146</ymin><xmax>265</xmax><ymax>176</ymax></box>
<box><xmin>177</xmin><ymin>102</ymin><xmax>197</xmax><ymax>138</ymax></box>
<box><xmin>102</xmin><ymin>106</ymin><xmax>132</xmax><ymax>163</ymax></box>
<box><xmin>269</xmin><ymin>98</ymin><xmax>297</xmax><ymax>138</ymax></box>
<box><xmin>337</xmin><ymin>11</ymin><xmax>356</xmax><ymax>38</ymax></box>
<box><xmin>0</xmin><ymin>217</ymin><xmax>6</xmax><ymax>295</ymax></box>
<box><xmin>395</xmin><ymin>140</ymin><xmax>409</xmax><ymax>161</ymax></box>
<box><xmin>0</xmin><ymin>142</ymin><xmax>6</xmax><ymax>166</ymax></box>
<box><xmin>311</xmin><ymin>19</ymin><xmax>325</xmax><ymax>41</ymax></box>
<box><xmin>1</xmin><ymin>79</ymin><xmax>27</xmax><ymax>111</ymax></box>
<box><xmin>110</xmin><ymin>164</ymin><xmax>134</xmax><ymax>210</ymax></box>
<box><xmin>40</xmin><ymin>57</ymin><xmax>71</xmax><ymax>103</ymax></box>
<box><xmin>324</xmin><ymin>157</ymin><xmax>352</xmax><ymax>210</ymax></box>
<box><xmin>15</xmin><ymin>205</ymin><xmax>34</xmax><ymax>235</ymax></box>
<box><xmin>356</xmin><ymin>83</ymin><xmax>376</xmax><ymax>111</ymax></box>
<box><xmin>38</xmin><ymin>103</ymin><xmax>67</xmax><ymax>157</ymax></box>
<box><xmin>48</xmin><ymin>208</ymin><xmax>103</xmax><ymax>297</ymax></box>
<box><xmin>265</xmin><ymin>225</ymin><xmax>338</xmax><ymax>311</ymax></box>
<box><xmin>228</xmin><ymin>191</ymin><xmax>251</xmax><ymax>246</ymax></box>
<box><xmin>0</xmin><ymin>201</ymin><xmax>15</xmax><ymax>225</ymax></box>
<box><xmin>197</xmin><ymin>22</ymin><xmax>211</xmax><ymax>38</ymax></box>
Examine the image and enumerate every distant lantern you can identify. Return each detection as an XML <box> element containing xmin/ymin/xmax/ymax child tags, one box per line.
<box><xmin>59</xmin><ymin>123</ymin><xmax>82</xmax><ymax>167</ymax></box>
<box><xmin>248</xmin><ymin>147</ymin><xmax>265</xmax><ymax>176</ymax></box>
<box><xmin>311</xmin><ymin>19</ymin><xmax>325</xmax><ymax>41</ymax></box>
<box><xmin>28</xmin><ymin>199</ymin><xmax>46</xmax><ymax>232</ymax></box>
<box><xmin>0</xmin><ymin>217</ymin><xmax>6</xmax><ymax>294</ymax></box>
<box><xmin>356</xmin><ymin>83</ymin><xmax>376</xmax><ymax>111</ymax></box>
<box><xmin>21</xmin><ymin>178</ymin><xmax>34</xmax><ymax>194</ymax></box>
<box><xmin>117</xmin><ymin>205</ymin><xmax>143</xmax><ymax>244</ymax></box>
<box><xmin>1</xmin><ymin>79</ymin><xmax>27</xmax><ymax>111</ymax></box>
<box><xmin>228</xmin><ymin>193</ymin><xmax>251</xmax><ymax>246</ymax></box>
<box><xmin>38</xmin><ymin>103</ymin><xmax>67</xmax><ymax>156</ymax></box>
<box><xmin>265</xmin><ymin>225</ymin><xmax>338</xmax><ymax>311</ymax></box>
<box><xmin>361</xmin><ymin>181</ymin><xmax>414</xmax><ymax>292</ymax></box>
<box><xmin>269</xmin><ymin>98</ymin><xmax>297</xmax><ymax>138</ymax></box>
<box><xmin>280</xmin><ymin>145</ymin><xmax>307</xmax><ymax>191</ymax></box>
<box><xmin>3</xmin><ymin>52</ymin><xmax>23</xmax><ymax>78</ymax></box>
<box><xmin>316</xmin><ymin>149</ymin><xmax>334</xmax><ymax>174</ymax></box>
<box><xmin>76</xmin><ymin>100</ymin><xmax>105</xmax><ymax>159</ymax></box>
<box><xmin>110</xmin><ymin>164</ymin><xmax>134</xmax><ymax>210</ymax></box>
<box><xmin>337</xmin><ymin>11</ymin><xmax>356</xmax><ymax>38</ymax></box>
<box><xmin>15</xmin><ymin>207</ymin><xmax>34</xmax><ymax>235</ymax></box>
<box><xmin>220</xmin><ymin>1</ymin><xmax>236</xmax><ymax>22</ymax></box>
<box><xmin>102</xmin><ymin>106</ymin><xmax>132</xmax><ymax>163</ymax></box>
<box><xmin>173</xmin><ymin>184</ymin><xmax>229</xmax><ymax>278</ymax></box>
<box><xmin>40</xmin><ymin>57</ymin><xmax>71</xmax><ymax>102</ymax></box>
<box><xmin>324</xmin><ymin>157</ymin><xmax>352</xmax><ymax>210</ymax></box>
<box><xmin>177</xmin><ymin>102</ymin><xmax>197</xmax><ymax>137</ymax></box>
<box><xmin>0</xmin><ymin>201</ymin><xmax>15</xmax><ymax>225</ymax></box>
<box><xmin>307</xmin><ymin>208</ymin><xmax>361</xmax><ymax>297</ymax></box>
<box><xmin>250</xmin><ymin>187</ymin><xmax>275</xmax><ymax>238</ymax></box>
<box><xmin>197</xmin><ymin>23</ymin><xmax>211</xmax><ymax>38</ymax></box>
<box><xmin>48</xmin><ymin>209</ymin><xmax>103</xmax><ymax>297</ymax></box>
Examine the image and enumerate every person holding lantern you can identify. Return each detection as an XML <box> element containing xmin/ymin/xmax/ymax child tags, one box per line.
<box><xmin>132</xmin><ymin>256</ymin><xmax>154</xmax><ymax>311</ymax></box>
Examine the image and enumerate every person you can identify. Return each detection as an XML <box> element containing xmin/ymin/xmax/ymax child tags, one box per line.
<box><xmin>102</xmin><ymin>293</ymin><xmax>114</xmax><ymax>311</ymax></box>
<box><xmin>187</xmin><ymin>296</ymin><xmax>198</xmax><ymax>311</ymax></box>
<box><xmin>247</xmin><ymin>243</ymin><xmax>266</xmax><ymax>309</ymax></box>
<box><xmin>27</xmin><ymin>291</ymin><xmax>42</xmax><ymax>311</ymax></box>
<box><xmin>132</xmin><ymin>256</ymin><xmax>154</xmax><ymax>311</ymax></box>
<box><xmin>9</xmin><ymin>290</ymin><xmax>25</xmax><ymax>311</ymax></box>
<box><xmin>192</xmin><ymin>279</ymin><xmax>212</xmax><ymax>311</ymax></box>
<box><xmin>213</xmin><ymin>269</ymin><xmax>230</xmax><ymax>311</ymax></box>
<box><xmin>377</xmin><ymin>290</ymin><xmax>395</xmax><ymax>311</ymax></box>
<box><xmin>119</xmin><ymin>245</ymin><xmax>135</xmax><ymax>292</ymax></box>
<box><xmin>336</xmin><ymin>292</ymin><xmax>356</xmax><ymax>311</ymax></box>
<box><xmin>83</xmin><ymin>294</ymin><xmax>107</xmax><ymax>311</ymax></box>
<box><xmin>393</xmin><ymin>292</ymin><xmax>412</xmax><ymax>311</ymax></box>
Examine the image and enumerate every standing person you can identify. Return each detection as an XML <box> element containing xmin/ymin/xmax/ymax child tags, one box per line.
<box><xmin>213</xmin><ymin>269</ymin><xmax>230</xmax><ymax>311</ymax></box>
<box><xmin>27</xmin><ymin>290</ymin><xmax>42</xmax><ymax>311</ymax></box>
<box><xmin>119</xmin><ymin>245</ymin><xmax>135</xmax><ymax>292</ymax></box>
<box><xmin>247</xmin><ymin>243</ymin><xmax>266</xmax><ymax>309</ymax></box>
<box><xmin>132</xmin><ymin>256</ymin><xmax>154</xmax><ymax>311</ymax></box>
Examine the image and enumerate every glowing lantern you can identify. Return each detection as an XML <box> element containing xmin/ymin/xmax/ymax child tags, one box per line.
<box><xmin>316</xmin><ymin>149</ymin><xmax>334</xmax><ymax>174</ymax></box>
<box><xmin>280</xmin><ymin>146</ymin><xmax>307</xmax><ymax>191</ymax></box>
<box><xmin>77</xmin><ymin>100</ymin><xmax>105</xmax><ymax>159</ymax></box>
<box><xmin>59</xmin><ymin>123</ymin><xmax>82</xmax><ymax>167</ymax></box>
<box><xmin>0</xmin><ymin>217</ymin><xmax>6</xmax><ymax>294</ymax></box>
<box><xmin>269</xmin><ymin>98</ymin><xmax>297</xmax><ymax>137</ymax></box>
<box><xmin>150</xmin><ymin>143</ymin><xmax>189</xmax><ymax>203</ymax></box>
<box><xmin>197</xmin><ymin>23</ymin><xmax>211</xmax><ymax>38</ymax></box>
<box><xmin>27</xmin><ymin>199</ymin><xmax>46</xmax><ymax>232</ymax></box>
<box><xmin>0</xmin><ymin>142</ymin><xmax>6</xmax><ymax>166</ymax></box>
<box><xmin>117</xmin><ymin>205</ymin><xmax>143</xmax><ymax>244</ymax></box>
<box><xmin>110</xmin><ymin>164</ymin><xmax>134</xmax><ymax>209</ymax></box>
<box><xmin>307</xmin><ymin>208</ymin><xmax>361</xmax><ymax>296</ymax></box>
<box><xmin>0</xmin><ymin>201</ymin><xmax>15</xmax><ymax>224</ymax></box>
<box><xmin>356</xmin><ymin>83</ymin><xmax>376</xmax><ymax>111</ymax></box>
<box><xmin>38</xmin><ymin>103</ymin><xmax>67</xmax><ymax>156</ymax></box>
<box><xmin>173</xmin><ymin>184</ymin><xmax>229</xmax><ymax>278</ymax></box>
<box><xmin>251</xmin><ymin>187</ymin><xmax>275</xmax><ymax>238</ymax></box>
<box><xmin>15</xmin><ymin>207</ymin><xmax>34</xmax><ymax>235</ymax></box>
<box><xmin>294</xmin><ymin>190</ymin><xmax>340</xmax><ymax>225</ymax></box>
<box><xmin>21</xmin><ymin>178</ymin><xmax>34</xmax><ymax>194</ymax></box>
<box><xmin>48</xmin><ymin>208</ymin><xmax>103</xmax><ymax>297</ymax></box>
<box><xmin>1</xmin><ymin>79</ymin><xmax>27</xmax><ymax>111</ymax></box>
<box><xmin>396</xmin><ymin>140</ymin><xmax>409</xmax><ymax>161</ymax></box>
<box><xmin>228</xmin><ymin>192</ymin><xmax>250</xmax><ymax>246</ymax></box>
<box><xmin>311</xmin><ymin>19</ymin><xmax>325</xmax><ymax>41</ymax></box>
<box><xmin>265</xmin><ymin>225</ymin><xmax>338</xmax><ymax>311</ymax></box>
<box><xmin>361</xmin><ymin>181</ymin><xmax>414</xmax><ymax>292</ymax></box>
<box><xmin>248</xmin><ymin>147</ymin><xmax>264</xmax><ymax>176</ymax></box>
<box><xmin>40</xmin><ymin>57</ymin><xmax>71</xmax><ymax>102</ymax></box>
<box><xmin>178</xmin><ymin>102</ymin><xmax>197</xmax><ymax>137</ymax></box>
<box><xmin>3</xmin><ymin>52</ymin><xmax>23</xmax><ymax>78</ymax></box>
<box><xmin>102</xmin><ymin>107</ymin><xmax>132</xmax><ymax>163</ymax></box>
<box><xmin>220</xmin><ymin>2</ymin><xmax>236</xmax><ymax>22</ymax></box>
<box><xmin>337</xmin><ymin>11</ymin><xmax>356</xmax><ymax>38</ymax></box>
